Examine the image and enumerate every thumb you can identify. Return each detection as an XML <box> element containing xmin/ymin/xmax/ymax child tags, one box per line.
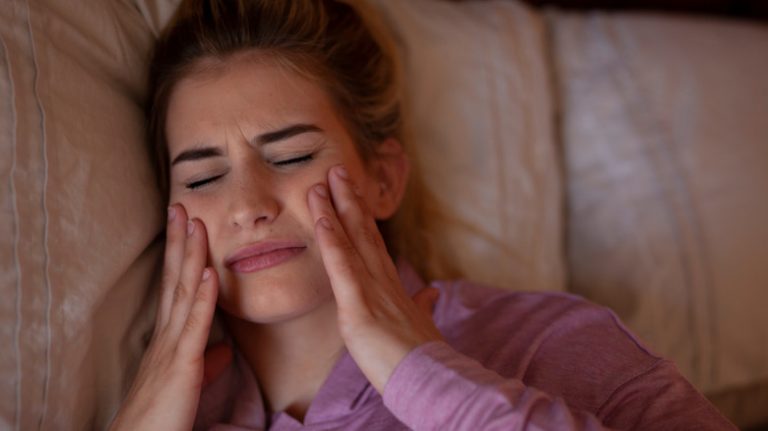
<box><xmin>412</xmin><ymin>287</ymin><xmax>440</xmax><ymax>318</ymax></box>
<box><xmin>202</xmin><ymin>342</ymin><xmax>233</xmax><ymax>388</ymax></box>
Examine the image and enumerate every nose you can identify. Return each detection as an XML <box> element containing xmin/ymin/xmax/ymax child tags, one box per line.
<box><xmin>228</xmin><ymin>171</ymin><xmax>280</xmax><ymax>229</ymax></box>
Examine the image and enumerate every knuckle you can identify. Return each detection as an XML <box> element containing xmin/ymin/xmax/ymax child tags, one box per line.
<box><xmin>339</xmin><ymin>260</ymin><xmax>357</xmax><ymax>276</ymax></box>
<box><xmin>361</xmin><ymin>226</ymin><xmax>380</xmax><ymax>247</ymax></box>
<box><xmin>332</xmin><ymin>256</ymin><xmax>358</xmax><ymax>280</ymax></box>
<box><xmin>319</xmin><ymin>210</ymin><xmax>336</xmax><ymax>224</ymax></box>
<box><xmin>195</xmin><ymin>283</ymin><xmax>212</xmax><ymax>303</ymax></box>
<box><xmin>339</xmin><ymin>238</ymin><xmax>359</xmax><ymax>257</ymax></box>
<box><xmin>171</xmin><ymin>345</ymin><xmax>198</xmax><ymax>369</ymax></box>
<box><xmin>358</xmin><ymin>224</ymin><xmax>387</xmax><ymax>255</ymax></box>
<box><xmin>173</xmin><ymin>282</ymin><xmax>190</xmax><ymax>303</ymax></box>
<box><xmin>183</xmin><ymin>313</ymin><xmax>201</xmax><ymax>334</ymax></box>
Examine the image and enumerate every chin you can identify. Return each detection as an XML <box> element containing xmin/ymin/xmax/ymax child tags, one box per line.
<box><xmin>217</xmin><ymin>273</ymin><xmax>335</xmax><ymax>324</ymax></box>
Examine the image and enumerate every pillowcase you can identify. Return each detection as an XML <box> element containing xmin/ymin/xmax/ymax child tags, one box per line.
<box><xmin>369</xmin><ymin>0</ymin><xmax>565</xmax><ymax>292</ymax></box>
<box><xmin>139</xmin><ymin>0</ymin><xmax>566</xmax><ymax>293</ymax></box>
<box><xmin>551</xmin><ymin>10</ymin><xmax>768</xmax><ymax>394</ymax></box>
<box><xmin>0</xmin><ymin>1</ymin><xmax>162</xmax><ymax>429</ymax></box>
<box><xmin>0</xmin><ymin>0</ymin><xmax>563</xmax><ymax>428</ymax></box>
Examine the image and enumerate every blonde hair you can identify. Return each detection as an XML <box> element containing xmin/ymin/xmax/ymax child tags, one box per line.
<box><xmin>147</xmin><ymin>0</ymin><xmax>446</xmax><ymax>281</ymax></box>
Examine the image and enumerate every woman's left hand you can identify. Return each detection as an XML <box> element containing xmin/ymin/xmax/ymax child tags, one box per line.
<box><xmin>307</xmin><ymin>165</ymin><xmax>443</xmax><ymax>393</ymax></box>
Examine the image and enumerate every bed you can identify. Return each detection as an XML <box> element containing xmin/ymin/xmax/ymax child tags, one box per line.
<box><xmin>1</xmin><ymin>0</ymin><xmax>766</xmax><ymax>428</ymax></box>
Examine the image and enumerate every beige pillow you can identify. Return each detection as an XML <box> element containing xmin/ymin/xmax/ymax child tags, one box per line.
<box><xmin>0</xmin><ymin>1</ymin><xmax>162</xmax><ymax>429</ymax></box>
<box><xmin>370</xmin><ymin>0</ymin><xmax>565</xmax><ymax>292</ymax></box>
<box><xmin>551</xmin><ymin>11</ymin><xmax>768</xmax><ymax>393</ymax></box>
<box><xmin>140</xmin><ymin>0</ymin><xmax>567</xmax><ymax>292</ymax></box>
<box><xmin>0</xmin><ymin>0</ymin><xmax>563</xmax><ymax>428</ymax></box>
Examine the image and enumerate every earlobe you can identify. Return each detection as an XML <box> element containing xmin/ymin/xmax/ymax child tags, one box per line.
<box><xmin>370</xmin><ymin>138</ymin><xmax>409</xmax><ymax>220</ymax></box>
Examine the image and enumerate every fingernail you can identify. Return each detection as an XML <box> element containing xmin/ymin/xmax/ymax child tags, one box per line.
<box><xmin>202</xmin><ymin>268</ymin><xmax>211</xmax><ymax>281</ymax></box>
<box><xmin>319</xmin><ymin>217</ymin><xmax>333</xmax><ymax>230</ymax></box>
<box><xmin>314</xmin><ymin>184</ymin><xmax>328</xmax><ymax>198</ymax></box>
<box><xmin>187</xmin><ymin>220</ymin><xmax>195</xmax><ymax>236</ymax></box>
<box><xmin>167</xmin><ymin>206</ymin><xmax>176</xmax><ymax>222</ymax></box>
<box><xmin>335</xmin><ymin>165</ymin><xmax>349</xmax><ymax>179</ymax></box>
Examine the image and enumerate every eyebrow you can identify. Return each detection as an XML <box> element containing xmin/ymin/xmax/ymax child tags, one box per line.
<box><xmin>254</xmin><ymin>123</ymin><xmax>322</xmax><ymax>146</ymax></box>
<box><xmin>171</xmin><ymin>123</ymin><xmax>323</xmax><ymax>166</ymax></box>
<box><xmin>170</xmin><ymin>147</ymin><xmax>222</xmax><ymax>166</ymax></box>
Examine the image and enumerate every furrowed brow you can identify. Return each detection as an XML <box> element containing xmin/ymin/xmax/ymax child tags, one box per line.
<box><xmin>170</xmin><ymin>124</ymin><xmax>321</xmax><ymax>166</ymax></box>
<box><xmin>171</xmin><ymin>147</ymin><xmax>223</xmax><ymax>166</ymax></box>
<box><xmin>254</xmin><ymin>124</ymin><xmax>322</xmax><ymax>146</ymax></box>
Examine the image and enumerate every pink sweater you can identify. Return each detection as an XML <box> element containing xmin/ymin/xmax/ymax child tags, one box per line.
<box><xmin>194</xmin><ymin>264</ymin><xmax>735</xmax><ymax>430</ymax></box>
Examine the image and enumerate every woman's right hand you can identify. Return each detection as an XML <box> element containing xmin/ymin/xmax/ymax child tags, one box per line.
<box><xmin>109</xmin><ymin>204</ymin><xmax>224</xmax><ymax>431</ymax></box>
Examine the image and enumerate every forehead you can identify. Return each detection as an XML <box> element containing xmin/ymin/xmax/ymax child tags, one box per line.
<box><xmin>165</xmin><ymin>55</ymin><xmax>346</xmax><ymax>150</ymax></box>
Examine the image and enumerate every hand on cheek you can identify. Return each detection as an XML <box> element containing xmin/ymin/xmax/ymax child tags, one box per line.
<box><xmin>110</xmin><ymin>205</ymin><xmax>230</xmax><ymax>431</ymax></box>
<box><xmin>307</xmin><ymin>165</ymin><xmax>443</xmax><ymax>394</ymax></box>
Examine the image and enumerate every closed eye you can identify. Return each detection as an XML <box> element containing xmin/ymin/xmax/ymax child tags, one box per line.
<box><xmin>186</xmin><ymin>174</ymin><xmax>224</xmax><ymax>190</ymax></box>
<box><xmin>273</xmin><ymin>153</ymin><xmax>314</xmax><ymax>167</ymax></box>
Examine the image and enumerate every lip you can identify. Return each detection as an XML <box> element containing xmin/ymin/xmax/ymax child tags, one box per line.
<box><xmin>225</xmin><ymin>240</ymin><xmax>307</xmax><ymax>274</ymax></box>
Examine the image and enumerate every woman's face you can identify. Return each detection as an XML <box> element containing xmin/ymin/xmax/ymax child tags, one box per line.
<box><xmin>165</xmin><ymin>56</ymin><xmax>391</xmax><ymax>323</ymax></box>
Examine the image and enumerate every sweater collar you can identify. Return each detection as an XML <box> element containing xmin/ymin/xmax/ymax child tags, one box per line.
<box><xmin>198</xmin><ymin>259</ymin><xmax>428</xmax><ymax>429</ymax></box>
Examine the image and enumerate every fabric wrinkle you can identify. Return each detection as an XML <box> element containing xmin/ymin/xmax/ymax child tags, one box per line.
<box><xmin>1</xmin><ymin>26</ymin><xmax>23</xmax><ymax>431</ymax></box>
<box><xmin>23</xmin><ymin>1</ymin><xmax>53</xmax><ymax>429</ymax></box>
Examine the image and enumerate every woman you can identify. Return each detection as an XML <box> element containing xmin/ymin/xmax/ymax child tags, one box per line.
<box><xmin>110</xmin><ymin>1</ymin><xmax>734</xmax><ymax>429</ymax></box>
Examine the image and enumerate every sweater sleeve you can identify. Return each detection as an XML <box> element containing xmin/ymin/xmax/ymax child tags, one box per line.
<box><xmin>382</xmin><ymin>341</ymin><xmax>735</xmax><ymax>431</ymax></box>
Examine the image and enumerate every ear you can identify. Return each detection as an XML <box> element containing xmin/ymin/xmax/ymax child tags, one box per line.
<box><xmin>366</xmin><ymin>138</ymin><xmax>410</xmax><ymax>220</ymax></box>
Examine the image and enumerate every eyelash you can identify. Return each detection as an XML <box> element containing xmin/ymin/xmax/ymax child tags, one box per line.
<box><xmin>186</xmin><ymin>174</ymin><xmax>223</xmax><ymax>190</ymax></box>
<box><xmin>184</xmin><ymin>153</ymin><xmax>315</xmax><ymax>190</ymax></box>
<box><xmin>273</xmin><ymin>153</ymin><xmax>314</xmax><ymax>167</ymax></box>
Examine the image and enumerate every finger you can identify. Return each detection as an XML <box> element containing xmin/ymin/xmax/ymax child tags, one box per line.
<box><xmin>157</xmin><ymin>204</ymin><xmax>188</xmax><ymax>330</ymax></box>
<box><xmin>308</xmin><ymin>183</ymin><xmax>369</xmax><ymax>308</ymax></box>
<box><xmin>167</xmin><ymin>218</ymin><xmax>209</xmax><ymax>336</ymax></box>
<box><xmin>412</xmin><ymin>287</ymin><xmax>440</xmax><ymax>318</ymax></box>
<box><xmin>177</xmin><ymin>267</ymin><xmax>219</xmax><ymax>364</ymax></box>
<box><xmin>326</xmin><ymin>165</ymin><xmax>392</xmax><ymax>277</ymax></box>
<box><xmin>202</xmin><ymin>342</ymin><xmax>233</xmax><ymax>388</ymax></box>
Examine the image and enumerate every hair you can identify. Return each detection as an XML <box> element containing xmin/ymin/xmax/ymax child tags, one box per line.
<box><xmin>146</xmin><ymin>0</ymin><xmax>447</xmax><ymax>280</ymax></box>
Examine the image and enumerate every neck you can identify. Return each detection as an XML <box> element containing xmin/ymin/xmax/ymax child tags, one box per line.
<box><xmin>224</xmin><ymin>299</ymin><xmax>344</xmax><ymax>422</ymax></box>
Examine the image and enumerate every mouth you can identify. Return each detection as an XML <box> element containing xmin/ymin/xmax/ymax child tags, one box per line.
<box><xmin>225</xmin><ymin>241</ymin><xmax>307</xmax><ymax>274</ymax></box>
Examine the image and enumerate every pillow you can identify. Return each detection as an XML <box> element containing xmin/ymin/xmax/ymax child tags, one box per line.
<box><xmin>369</xmin><ymin>0</ymin><xmax>565</xmax><ymax>292</ymax></box>
<box><xmin>0</xmin><ymin>1</ymin><xmax>162</xmax><ymax>429</ymax></box>
<box><xmin>0</xmin><ymin>0</ymin><xmax>563</xmax><ymax>428</ymax></box>
<box><xmin>139</xmin><ymin>0</ymin><xmax>567</xmax><ymax>293</ymax></box>
<box><xmin>550</xmin><ymin>11</ymin><xmax>768</xmax><ymax>394</ymax></box>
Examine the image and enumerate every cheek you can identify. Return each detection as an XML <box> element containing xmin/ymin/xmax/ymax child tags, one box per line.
<box><xmin>174</xmin><ymin>194</ymin><xmax>220</xmax><ymax>226</ymax></box>
<box><xmin>170</xmin><ymin>195</ymin><xmax>226</xmax><ymax>263</ymax></box>
<box><xmin>286</xmin><ymin>171</ymin><xmax>325</xmax><ymax>224</ymax></box>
